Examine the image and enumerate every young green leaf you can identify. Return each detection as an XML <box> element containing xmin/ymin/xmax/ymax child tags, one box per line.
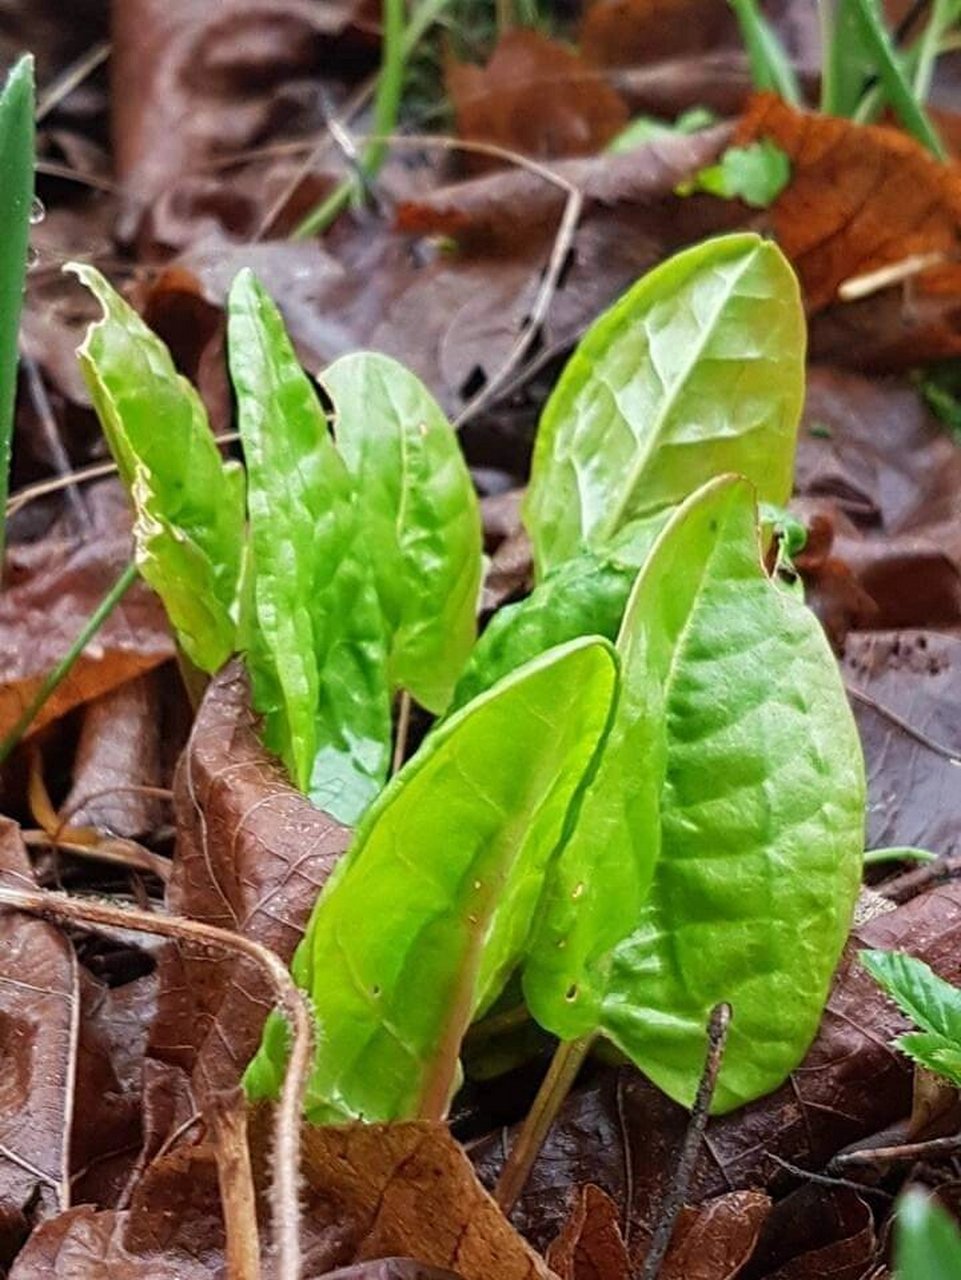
<box><xmin>607</xmin><ymin>107</ymin><xmax>718</xmax><ymax>153</ymax></box>
<box><xmin>244</xmin><ymin>637</ymin><xmax>619</xmax><ymax>1124</ymax></box>
<box><xmin>227</xmin><ymin>271</ymin><xmax>390</xmax><ymax>823</ymax></box>
<box><xmin>686</xmin><ymin>141</ymin><xmax>791</xmax><ymax>209</ymax></box>
<box><xmin>860</xmin><ymin>949</ymin><xmax>961</xmax><ymax>1084</ymax></box>
<box><xmin>729</xmin><ymin>0</ymin><xmax>802</xmax><ymax>105</ymax></box>
<box><xmin>71</xmin><ymin>265</ymin><xmax>244</xmax><ymax>672</ymax></box>
<box><xmin>523</xmin><ymin>233</ymin><xmax>805</xmax><ymax>578</ymax></box>
<box><xmin>321</xmin><ymin>352</ymin><xmax>482</xmax><ymax>714</ymax></box>
<box><xmin>895</xmin><ymin>1190</ymin><xmax>961</xmax><ymax>1280</ymax></box>
<box><xmin>0</xmin><ymin>55</ymin><xmax>34</xmax><ymax>566</ymax></box>
<box><xmin>525</xmin><ymin>475</ymin><xmax>865</xmax><ymax>1112</ymax></box>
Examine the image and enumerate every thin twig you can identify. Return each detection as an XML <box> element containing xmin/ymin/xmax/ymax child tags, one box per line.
<box><xmin>20</xmin><ymin>352</ymin><xmax>90</xmax><ymax>532</ymax></box>
<box><xmin>847</xmin><ymin>683</ymin><xmax>961</xmax><ymax>767</ymax></box>
<box><xmin>22</xmin><ymin>829</ymin><xmax>172</xmax><ymax>883</ymax></box>
<box><xmin>391</xmin><ymin>690</ymin><xmax>412</xmax><ymax>775</ymax></box>
<box><xmin>880</xmin><ymin>854</ymin><xmax>961</xmax><ymax>904</ymax></box>
<box><xmin>36</xmin><ymin>40</ymin><xmax>111</xmax><ymax>122</ymax></box>
<box><xmin>0</xmin><ymin>560</ymin><xmax>138</xmax><ymax>765</ymax></box>
<box><xmin>208</xmin><ymin>1089</ymin><xmax>262</xmax><ymax>1280</ymax></box>
<box><xmin>833</xmin><ymin>1132</ymin><xmax>961</xmax><ymax>1169</ymax></box>
<box><xmin>640</xmin><ymin>1004</ymin><xmax>732</xmax><ymax>1280</ymax></box>
<box><xmin>53</xmin><ymin>785</ymin><xmax>174</xmax><ymax>839</ymax></box>
<box><xmin>769</xmin><ymin>1153</ymin><xmax>893</xmax><ymax>1199</ymax></box>
<box><xmin>0</xmin><ymin>885</ymin><xmax>310</xmax><ymax>1280</ymax></box>
<box><xmin>495</xmin><ymin>1035</ymin><xmax>594</xmax><ymax>1215</ymax></box>
<box><xmin>34</xmin><ymin>160</ymin><xmax>118</xmax><ymax>194</ymax></box>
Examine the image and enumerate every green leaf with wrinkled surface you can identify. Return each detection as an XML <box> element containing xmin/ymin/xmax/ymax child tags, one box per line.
<box><xmin>525</xmin><ymin>476</ymin><xmax>865</xmax><ymax>1112</ymax></box>
<box><xmin>72</xmin><ymin>264</ymin><xmax>244</xmax><ymax>672</ymax></box>
<box><xmin>861</xmin><ymin>949</ymin><xmax>961</xmax><ymax>1085</ymax></box>
<box><xmin>227</xmin><ymin>271</ymin><xmax>390</xmax><ymax>822</ymax></box>
<box><xmin>245</xmin><ymin>637</ymin><xmax>618</xmax><ymax>1124</ymax></box>
<box><xmin>0</xmin><ymin>55</ymin><xmax>33</xmax><ymax>566</ymax></box>
<box><xmin>895</xmin><ymin>1190</ymin><xmax>961</xmax><ymax>1280</ymax></box>
<box><xmin>321</xmin><ymin>352</ymin><xmax>482</xmax><ymax>714</ymax></box>
<box><xmin>523</xmin><ymin>233</ymin><xmax>805</xmax><ymax>578</ymax></box>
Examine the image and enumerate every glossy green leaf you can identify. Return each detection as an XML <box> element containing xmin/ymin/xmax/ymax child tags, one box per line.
<box><xmin>895</xmin><ymin>1190</ymin><xmax>961</xmax><ymax>1280</ymax></box>
<box><xmin>525</xmin><ymin>476</ymin><xmax>865</xmax><ymax>1112</ymax></box>
<box><xmin>523</xmin><ymin>233</ymin><xmax>805</xmax><ymax>578</ymax></box>
<box><xmin>244</xmin><ymin>637</ymin><xmax>619</xmax><ymax>1124</ymax></box>
<box><xmin>72</xmin><ymin>264</ymin><xmax>244</xmax><ymax>672</ymax></box>
<box><xmin>861</xmin><ymin>949</ymin><xmax>961</xmax><ymax>1084</ymax></box>
<box><xmin>227</xmin><ymin>270</ymin><xmax>390</xmax><ymax>823</ymax></box>
<box><xmin>321</xmin><ymin>352</ymin><xmax>482</xmax><ymax>714</ymax></box>
<box><xmin>0</xmin><ymin>55</ymin><xmax>34</xmax><ymax>565</ymax></box>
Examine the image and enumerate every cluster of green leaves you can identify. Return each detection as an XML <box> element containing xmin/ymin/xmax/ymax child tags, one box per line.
<box><xmin>861</xmin><ymin>949</ymin><xmax>961</xmax><ymax>1086</ymax></box>
<box><xmin>0</xmin><ymin>55</ymin><xmax>34</xmax><ymax>565</ymax></box>
<box><xmin>73</xmin><ymin>268</ymin><xmax>482</xmax><ymax>824</ymax></box>
<box><xmin>245</xmin><ymin>232</ymin><xmax>866</xmax><ymax>1125</ymax></box>
<box><xmin>733</xmin><ymin>0</ymin><xmax>959</xmax><ymax>159</ymax></box>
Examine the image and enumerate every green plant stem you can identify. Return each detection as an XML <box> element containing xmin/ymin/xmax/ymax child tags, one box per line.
<box><xmin>0</xmin><ymin>559</ymin><xmax>137</xmax><ymax>766</ymax></box>
<box><xmin>293</xmin><ymin>0</ymin><xmax>406</xmax><ymax>239</ymax></box>
<box><xmin>913</xmin><ymin>0</ymin><xmax>960</xmax><ymax>100</ymax></box>
<box><xmin>863</xmin><ymin>846</ymin><xmax>939</xmax><ymax>866</ymax></box>
<box><xmin>494</xmin><ymin>1035</ymin><xmax>594</xmax><ymax>1215</ymax></box>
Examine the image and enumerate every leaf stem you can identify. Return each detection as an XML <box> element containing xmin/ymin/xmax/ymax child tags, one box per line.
<box><xmin>391</xmin><ymin>689</ymin><xmax>412</xmax><ymax>775</ymax></box>
<box><xmin>863</xmin><ymin>846</ymin><xmax>938</xmax><ymax>866</ymax></box>
<box><xmin>293</xmin><ymin>0</ymin><xmax>406</xmax><ymax>239</ymax></box>
<box><xmin>494</xmin><ymin>1034</ymin><xmax>594</xmax><ymax>1215</ymax></box>
<box><xmin>0</xmin><ymin>558</ymin><xmax>138</xmax><ymax>765</ymax></box>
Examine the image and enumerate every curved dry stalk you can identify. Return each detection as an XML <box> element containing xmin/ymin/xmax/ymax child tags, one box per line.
<box><xmin>0</xmin><ymin>884</ymin><xmax>311</xmax><ymax>1280</ymax></box>
<box><xmin>847</xmin><ymin>683</ymin><xmax>961</xmax><ymax>767</ymax></box>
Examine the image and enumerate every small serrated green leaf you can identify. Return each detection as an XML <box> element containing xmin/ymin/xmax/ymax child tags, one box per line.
<box><xmin>321</xmin><ymin>352</ymin><xmax>482</xmax><ymax>714</ymax></box>
<box><xmin>523</xmin><ymin>233</ymin><xmax>805</xmax><ymax>578</ymax></box>
<box><xmin>71</xmin><ymin>264</ymin><xmax>244</xmax><ymax>672</ymax></box>
<box><xmin>896</xmin><ymin>1031</ymin><xmax>961</xmax><ymax>1087</ymax></box>
<box><xmin>244</xmin><ymin>637</ymin><xmax>619</xmax><ymax>1123</ymax></box>
<box><xmin>227</xmin><ymin>271</ymin><xmax>391</xmax><ymax>823</ymax></box>
<box><xmin>525</xmin><ymin>476</ymin><xmax>866</xmax><ymax>1112</ymax></box>
<box><xmin>861</xmin><ymin>949</ymin><xmax>961</xmax><ymax>1045</ymax></box>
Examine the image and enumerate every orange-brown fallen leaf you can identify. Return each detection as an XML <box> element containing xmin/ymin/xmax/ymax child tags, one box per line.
<box><xmin>447</xmin><ymin>29</ymin><xmax>627</xmax><ymax>163</ymax></box>
<box><xmin>580</xmin><ymin>0</ymin><xmax>738</xmax><ymax>66</ymax></box>
<box><xmin>737</xmin><ymin>93</ymin><xmax>961</xmax><ymax>312</ymax></box>
<box><xmin>547</xmin><ymin>1184</ymin><xmax>630</xmax><ymax>1280</ymax></box>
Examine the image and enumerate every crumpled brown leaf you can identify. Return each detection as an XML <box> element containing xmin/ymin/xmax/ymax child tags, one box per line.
<box><xmin>0</xmin><ymin>484</ymin><xmax>174</xmax><ymax>743</ymax></box>
<box><xmin>846</xmin><ymin>629</ymin><xmax>961</xmax><ymax>858</ymax></box>
<box><xmin>737</xmin><ymin>93</ymin><xmax>961</xmax><ymax>313</ymax></box>
<box><xmin>546</xmin><ymin>1184</ymin><xmax>630</xmax><ymax>1280</ymax></box>
<box><xmin>150</xmin><ymin>662</ymin><xmax>351</xmax><ymax>1107</ymax></box>
<box><xmin>447</xmin><ymin>29</ymin><xmax>628</xmax><ymax>162</ymax></box>
<box><xmin>472</xmin><ymin>881</ymin><xmax>961</xmax><ymax>1253</ymax></box>
<box><xmin>742</xmin><ymin>1186</ymin><xmax>876</xmax><ymax>1280</ymax></box>
<box><xmin>0</xmin><ymin>821</ymin><xmax>77</xmax><ymax>1228</ymax></box>
<box><xmin>580</xmin><ymin>0</ymin><xmax>739</xmax><ymax>65</ymax></box>
<box><xmin>657</xmin><ymin>1191</ymin><xmax>770</xmax><ymax>1280</ymax></box>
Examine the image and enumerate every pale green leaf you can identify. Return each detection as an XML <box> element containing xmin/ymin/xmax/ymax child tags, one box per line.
<box><xmin>729</xmin><ymin>0</ymin><xmax>802</xmax><ymax>104</ymax></box>
<box><xmin>523</xmin><ymin>233</ymin><xmax>805</xmax><ymax>578</ymax></box>
<box><xmin>688</xmin><ymin>141</ymin><xmax>791</xmax><ymax>209</ymax></box>
<box><xmin>321</xmin><ymin>352</ymin><xmax>482</xmax><ymax>714</ymax></box>
<box><xmin>244</xmin><ymin>637</ymin><xmax>618</xmax><ymax>1124</ymax></box>
<box><xmin>72</xmin><ymin>264</ymin><xmax>244</xmax><ymax>672</ymax></box>
<box><xmin>525</xmin><ymin>476</ymin><xmax>865</xmax><ymax>1112</ymax></box>
<box><xmin>895</xmin><ymin>1190</ymin><xmax>961</xmax><ymax>1280</ymax></box>
<box><xmin>897</xmin><ymin>1031</ymin><xmax>961</xmax><ymax>1087</ymax></box>
<box><xmin>227</xmin><ymin>271</ymin><xmax>390</xmax><ymax>822</ymax></box>
<box><xmin>860</xmin><ymin>950</ymin><xmax>961</xmax><ymax>1045</ymax></box>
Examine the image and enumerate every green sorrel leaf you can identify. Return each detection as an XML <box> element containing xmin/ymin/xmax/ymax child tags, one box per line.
<box><xmin>523</xmin><ymin>233</ymin><xmax>805</xmax><ymax>578</ymax></box>
<box><xmin>72</xmin><ymin>264</ymin><xmax>244</xmax><ymax>672</ymax></box>
<box><xmin>321</xmin><ymin>352</ymin><xmax>482</xmax><ymax>714</ymax></box>
<box><xmin>525</xmin><ymin>475</ymin><xmax>865</xmax><ymax>1112</ymax></box>
<box><xmin>245</xmin><ymin>637</ymin><xmax>618</xmax><ymax>1124</ymax></box>
<box><xmin>227</xmin><ymin>270</ymin><xmax>390</xmax><ymax>823</ymax></box>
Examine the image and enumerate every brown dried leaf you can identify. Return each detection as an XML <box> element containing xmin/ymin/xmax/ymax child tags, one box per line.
<box><xmin>744</xmin><ymin>1187</ymin><xmax>876</xmax><ymax>1280</ymax></box>
<box><xmin>580</xmin><ymin>0</ymin><xmax>739</xmax><ymax>66</ymax></box>
<box><xmin>546</xmin><ymin>1184</ymin><xmax>630</xmax><ymax>1280</ymax></box>
<box><xmin>737</xmin><ymin>94</ymin><xmax>961</xmax><ymax>312</ymax></box>
<box><xmin>657</xmin><ymin>1191</ymin><xmax>770</xmax><ymax>1279</ymax></box>
<box><xmin>0</xmin><ymin>821</ymin><xmax>78</xmax><ymax>1227</ymax></box>
<box><xmin>151</xmin><ymin>662</ymin><xmax>351</xmax><ymax>1102</ymax></box>
<box><xmin>0</xmin><ymin>485</ymin><xmax>174</xmax><ymax>741</ymax></box>
<box><xmin>447</xmin><ymin>30</ymin><xmax>628</xmax><ymax>162</ymax></box>
<box><xmin>472</xmin><ymin>882</ymin><xmax>961</xmax><ymax>1251</ymax></box>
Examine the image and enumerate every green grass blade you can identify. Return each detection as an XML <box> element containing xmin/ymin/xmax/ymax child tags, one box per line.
<box><xmin>850</xmin><ymin>0</ymin><xmax>947</xmax><ymax>158</ymax></box>
<box><xmin>0</xmin><ymin>55</ymin><xmax>35</xmax><ymax>566</ymax></box>
<box><xmin>729</xmin><ymin>0</ymin><xmax>802</xmax><ymax>106</ymax></box>
<box><xmin>912</xmin><ymin>0</ymin><xmax>961</xmax><ymax>102</ymax></box>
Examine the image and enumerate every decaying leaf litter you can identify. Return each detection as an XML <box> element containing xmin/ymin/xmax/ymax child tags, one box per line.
<box><xmin>2</xmin><ymin>1</ymin><xmax>961</xmax><ymax>1276</ymax></box>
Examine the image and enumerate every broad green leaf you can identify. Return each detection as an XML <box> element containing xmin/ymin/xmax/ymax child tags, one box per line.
<box><xmin>860</xmin><ymin>950</ymin><xmax>961</xmax><ymax>1061</ymax></box>
<box><xmin>244</xmin><ymin>637</ymin><xmax>619</xmax><ymax>1124</ymax></box>
<box><xmin>321</xmin><ymin>352</ymin><xmax>482</xmax><ymax>714</ymax></box>
<box><xmin>72</xmin><ymin>264</ymin><xmax>244</xmax><ymax>672</ymax></box>
<box><xmin>0</xmin><ymin>56</ymin><xmax>34</xmax><ymax>565</ymax></box>
<box><xmin>523</xmin><ymin>233</ymin><xmax>805</xmax><ymax>578</ymax></box>
<box><xmin>525</xmin><ymin>476</ymin><xmax>865</xmax><ymax>1112</ymax></box>
<box><xmin>227</xmin><ymin>270</ymin><xmax>390</xmax><ymax>823</ymax></box>
<box><xmin>895</xmin><ymin>1190</ymin><xmax>961</xmax><ymax>1280</ymax></box>
<box><xmin>729</xmin><ymin>0</ymin><xmax>802</xmax><ymax>104</ymax></box>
